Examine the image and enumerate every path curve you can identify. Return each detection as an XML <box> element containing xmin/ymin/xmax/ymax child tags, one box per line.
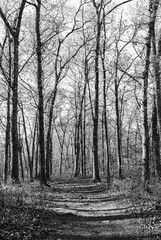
<box><xmin>40</xmin><ymin>179</ymin><xmax>159</xmax><ymax>239</ymax></box>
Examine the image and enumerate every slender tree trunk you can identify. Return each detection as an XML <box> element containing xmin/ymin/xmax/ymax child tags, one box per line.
<box><xmin>31</xmin><ymin>114</ymin><xmax>38</xmax><ymax>178</ymax></box>
<box><xmin>5</xmin><ymin>86</ymin><xmax>11</xmax><ymax>183</ymax></box>
<box><xmin>55</xmin><ymin>124</ymin><xmax>65</xmax><ymax>175</ymax></box>
<box><xmin>101</xmin><ymin>113</ymin><xmax>105</xmax><ymax>175</ymax></box>
<box><xmin>75</xmin><ymin>81</ymin><xmax>87</xmax><ymax>177</ymax></box>
<box><xmin>35</xmin><ymin>0</ymin><xmax>46</xmax><ymax>185</ymax></box>
<box><xmin>18</xmin><ymin>132</ymin><xmax>24</xmax><ymax>181</ymax></box>
<box><xmin>101</xmin><ymin>12</ymin><xmax>110</xmax><ymax>185</ymax></box>
<box><xmin>21</xmin><ymin>104</ymin><xmax>33</xmax><ymax>182</ymax></box>
<box><xmin>74</xmin><ymin>94</ymin><xmax>79</xmax><ymax>177</ymax></box>
<box><xmin>150</xmin><ymin>0</ymin><xmax>161</xmax><ymax>178</ymax></box>
<box><xmin>35</xmin><ymin>122</ymin><xmax>40</xmax><ymax>179</ymax></box>
<box><xmin>0</xmin><ymin>0</ymin><xmax>26</xmax><ymax>183</ymax></box>
<box><xmin>92</xmin><ymin>1</ymin><xmax>102</xmax><ymax>182</ymax></box>
<box><xmin>35</xmin><ymin>137</ymin><xmax>39</xmax><ymax>179</ymax></box>
<box><xmin>134</xmin><ymin>130</ymin><xmax>138</xmax><ymax>164</ymax></box>
<box><xmin>83</xmin><ymin>99</ymin><xmax>86</xmax><ymax>177</ymax></box>
<box><xmin>46</xmin><ymin>85</ymin><xmax>58</xmax><ymax>179</ymax></box>
<box><xmin>49</xmin><ymin>135</ymin><xmax>53</xmax><ymax>175</ymax></box>
<box><xmin>152</xmin><ymin>94</ymin><xmax>161</xmax><ymax>177</ymax></box>
<box><xmin>11</xmin><ymin>36</ymin><xmax>20</xmax><ymax>183</ymax></box>
<box><xmin>126</xmin><ymin>123</ymin><xmax>131</xmax><ymax>172</ymax></box>
<box><xmin>104</xmin><ymin>95</ymin><xmax>110</xmax><ymax>185</ymax></box>
<box><xmin>22</xmin><ymin>141</ymin><xmax>28</xmax><ymax>179</ymax></box>
<box><xmin>80</xmin><ymin>113</ymin><xmax>84</xmax><ymax>177</ymax></box>
<box><xmin>114</xmin><ymin>64</ymin><xmax>123</xmax><ymax>179</ymax></box>
<box><xmin>141</xmin><ymin>0</ymin><xmax>153</xmax><ymax>183</ymax></box>
<box><xmin>4</xmin><ymin>36</ymin><xmax>12</xmax><ymax>184</ymax></box>
<box><xmin>151</xmin><ymin>0</ymin><xmax>161</xmax><ymax>136</ymax></box>
<box><xmin>75</xmin><ymin>118</ymin><xmax>81</xmax><ymax>177</ymax></box>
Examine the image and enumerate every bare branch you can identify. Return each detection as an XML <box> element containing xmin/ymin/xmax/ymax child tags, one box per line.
<box><xmin>106</xmin><ymin>0</ymin><xmax>133</xmax><ymax>16</ymax></box>
<box><xmin>16</xmin><ymin>0</ymin><xmax>27</xmax><ymax>35</ymax></box>
<box><xmin>0</xmin><ymin>8</ymin><xmax>14</xmax><ymax>36</ymax></box>
<box><xmin>26</xmin><ymin>1</ymin><xmax>37</xmax><ymax>7</ymax></box>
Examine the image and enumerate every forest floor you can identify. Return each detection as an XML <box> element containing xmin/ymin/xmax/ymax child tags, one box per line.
<box><xmin>0</xmin><ymin>177</ymin><xmax>161</xmax><ymax>240</ymax></box>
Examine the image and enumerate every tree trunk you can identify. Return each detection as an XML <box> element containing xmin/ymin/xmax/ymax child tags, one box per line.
<box><xmin>31</xmin><ymin>114</ymin><xmax>38</xmax><ymax>179</ymax></box>
<box><xmin>4</xmin><ymin>36</ymin><xmax>12</xmax><ymax>184</ymax></box>
<box><xmin>35</xmin><ymin>0</ymin><xmax>46</xmax><ymax>185</ymax></box>
<box><xmin>75</xmin><ymin>117</ymin><xmax>81</xmax><ymax>177</ymax></box>
<box><xmin>83</xmin><ymin>99</ymin><xmax>87</xmax><ymax>177</ymax></box>
<box><xmin>74</xmin><ymin>80</ymin><xmax>87</xmax><ymax>177</ymax></box>
<box><xmin>18</xmin><ymin>124</ymin><xmax>24</xmax><ymax>181</ymax></box>
<box><xmin>92</xmin><ymin>1</ymin><xmax>102</xmax><ymax>182</ymax></box>
<box><xmin>151</xmin><ymin>0</ymin><xmax>161</xmax><ymax>137</ymax></box>
<box><xmin>35</xmin><ymin>134</ymin><xmax>39</xmax><ymax>179</ymax></box>
<box><xmin>151</xmin><ymin>0</ymin><xmax>161</xmax><ymax>178</ymax></box>
<box><xmin>101</xmin><ymin>10</ymin><xmax>110</xmax><ymax>185</ymax></box>
<box><xmin>80</xmin><ymin>113</ymin><xmax>84</xmax><ymax>177</ymax></box>
<box><xmin>114</xmin><ymin>66</ymin><xmax>123</xmax><ymax>179</ymax></box>
<box><xmin>141</xmin><ymin>0</ymin><xmax>154</xmax><ymax>183</ymax></box>
<box><xmin>0</xmin><ymin>0</ymin><xmax>26</xmax><ymax>183</ymax></box>
<box><xmin>101</xmin><ymin>113</ymin><xmax>105</xmax><ymax>175</ymax></box>
<box><xmin>152</xmin><ymin>94</ymin><xmax>161</xmax><ymax>177</ymax></box>
<box><xmin>54</xmin><ymin>124</ymin><xmax>65</xmax><ymax>175</ymax></box>
<box><xmin>11</xmin><ymin>36</ymin><xmax>20</xmax><ymax>183</ymax></box>
<box><xmin>21</xmin><ymin>104</ymin><xmax>33</xmax><ymax>182</ymax></box>
<box><xmin>46</xmin><ymin>85</ymin><xmax>58</xmax><ymax>180</ymax></box>
<box><xmin>49</xmin><ymin>135</ymin><xmax>53</xmax><ymax>175</ymax></box>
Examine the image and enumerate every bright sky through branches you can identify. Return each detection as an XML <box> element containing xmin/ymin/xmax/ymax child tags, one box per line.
<box><xmin>68</xmin><ymin>0</ymin><xmax>135</xmax><ymax>7</ymax></box>
<box><xmin>68</xmin><ymin>0</ymin><xmax>135</xmax><ymax>16</ymax></box>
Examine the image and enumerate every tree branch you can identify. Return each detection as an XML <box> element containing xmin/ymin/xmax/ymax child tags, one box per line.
<box><xmin>0</xmin><ymin>8</ymin><xmax>14</xmax><ymax>36</ymax></box>
<box><xmin>106</xmin><ymin>0</ymin><xmax>133</xmax><ymax>16</ymax></box>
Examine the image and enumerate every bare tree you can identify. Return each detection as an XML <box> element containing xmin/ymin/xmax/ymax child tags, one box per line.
<box><xmin>101</xmin><ymin>7</ymin><xmax>111</xmax><ymax>185</ymax></box>
<box><xmin>0</xmin><ymin>0</ymin><xmax>26</xmax><ymax>183</ymax></box>
<box><xmin>27</xmin><ymin>0</ymin><xmax>46</xmax><ymax>184</ymax></box>
<box><xmin>45</xmin><ymin>2</ymin><xmax>85</xmax><ymax>180</ymax></box>
<box><xmin>91</xmin><ymin>0</ymin><xmax>133</xmax><ymax>182</ymax></box>
<box><xmin>35</xmin><ymin>0</ymin><xmax>46</xmax><ymax>185</ymax></box>
<box><xmin>151</xmin><ymin>0</ymin><xmax>161</xmax><ymax>177</ymax></box>
<box><xmin>141</xmin><ymin>0</ymin><xmax>154</xmax><ymax>183</ymax></box>
<box><xmin>91</xmin><ymin>0</ymin><xmax>103</xmax><ymax>182</ymax></box>
<box><xmin>0</xmin><ymin>31</ymin><xmax>12</xmax><ymax>183</ymax></box>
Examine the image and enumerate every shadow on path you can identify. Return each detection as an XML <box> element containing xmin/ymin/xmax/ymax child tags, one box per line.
<box><xmin>41</xmin><ymin>179</ymin><xmax>160</xmax><ymax>240</ymax></box>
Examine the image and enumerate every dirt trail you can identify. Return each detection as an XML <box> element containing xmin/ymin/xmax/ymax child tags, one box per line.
<box><xmin>40</xmin><ymin>179</ymin><xmax>159</xmax><ymax>240</ymax></box>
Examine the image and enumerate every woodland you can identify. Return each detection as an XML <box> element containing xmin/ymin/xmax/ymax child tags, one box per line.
<box><xmin>0</xmin><ymin>0</ymin><xmax>161</xmax><ymax>239</ymax></box>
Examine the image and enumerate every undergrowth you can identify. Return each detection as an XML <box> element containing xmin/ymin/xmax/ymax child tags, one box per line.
<box><xmin>111</xmin><ymin>177</ymin><xmax>161</xmax><ymax>240</ymax></box>
<box><xmin>0</xmin><ymin>181</ymin><xmax>53</xmax><ymax>240</ymax></box>
<box><xmin>1</xmin><ymin>177</ymin><xmax>161</xmax><ymax>239</ymax></box>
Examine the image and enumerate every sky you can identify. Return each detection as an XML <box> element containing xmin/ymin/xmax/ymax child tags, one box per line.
<box><xmin>68</xmin><ymin>0</ymin><xmax>136</xmax><ymax>17</ymax></box>
<box><xmin>68</xmin><ymin>0</ymin><xmax>135</xmax><ymax>7</ymax></box>
<box><xmin>67</xmin><ymin>0</ymin><xmax>136</xmax><ymax>20</ymax></box>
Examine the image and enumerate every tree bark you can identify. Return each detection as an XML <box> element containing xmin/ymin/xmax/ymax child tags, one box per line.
<box><xmin>46</xmin><ymin>85</ymin><xmax>58</xmax><ymax>179</ymax></box>
<box><xmin>35</xmin><ymin>0</ymin><xmax>46</xmax><ymax>185</ymax></box>
<box><xmin>92</xmin><ymin>0</ymin><xmax>103</xmax><ymax>182</ymax></box>
<box><xmin>4</xmin><ymin>35</ymin><xmax>12</xmax><ymax>184</ymax></box>
<box><xmin>0</xmin><ymin>0</ymin><xmax>26</xmax><ymax>183</ymax></box>
<box><xmin>101</xmin><ymin>9</ymin><xmax>110</xmax><ymax>185</ymax></box>
<box><xmin>21</xmin><ymin>104</ymin><xmax>33</xmax><ymax>182</ymax></box>
<box><xmin>114</xmin><ymin>62</ymin><xmax>123</xmax><ymax>179</ymax></box>
<box><xmin>11</xmin><ymin>35</ymin><xmax>20</xmax><ymax>182</ymax></box>
<box><xmin>152</xmin><ymin>94</ymin><xmax>161</xmax><ymax>177</ymax></box>
<box><xmin>31</xmin><ymin>113</ymin><xmax>38</xmax><ymax>178</ymax></box>
<box><xmin>141</xmin><ymin>0</ymin><xmax>154</xmax><ymax>183</ymax></box>
<box><xmin>151</xmin><ymin>0</ymin><xmax>161</xmax><ymax>178</ymax></box>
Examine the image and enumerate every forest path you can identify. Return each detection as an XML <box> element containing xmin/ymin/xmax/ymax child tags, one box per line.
<box><xmin>39</xmin><ymin>179</ymin><xmax>157</xmax><ymax>239</ymax></box>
